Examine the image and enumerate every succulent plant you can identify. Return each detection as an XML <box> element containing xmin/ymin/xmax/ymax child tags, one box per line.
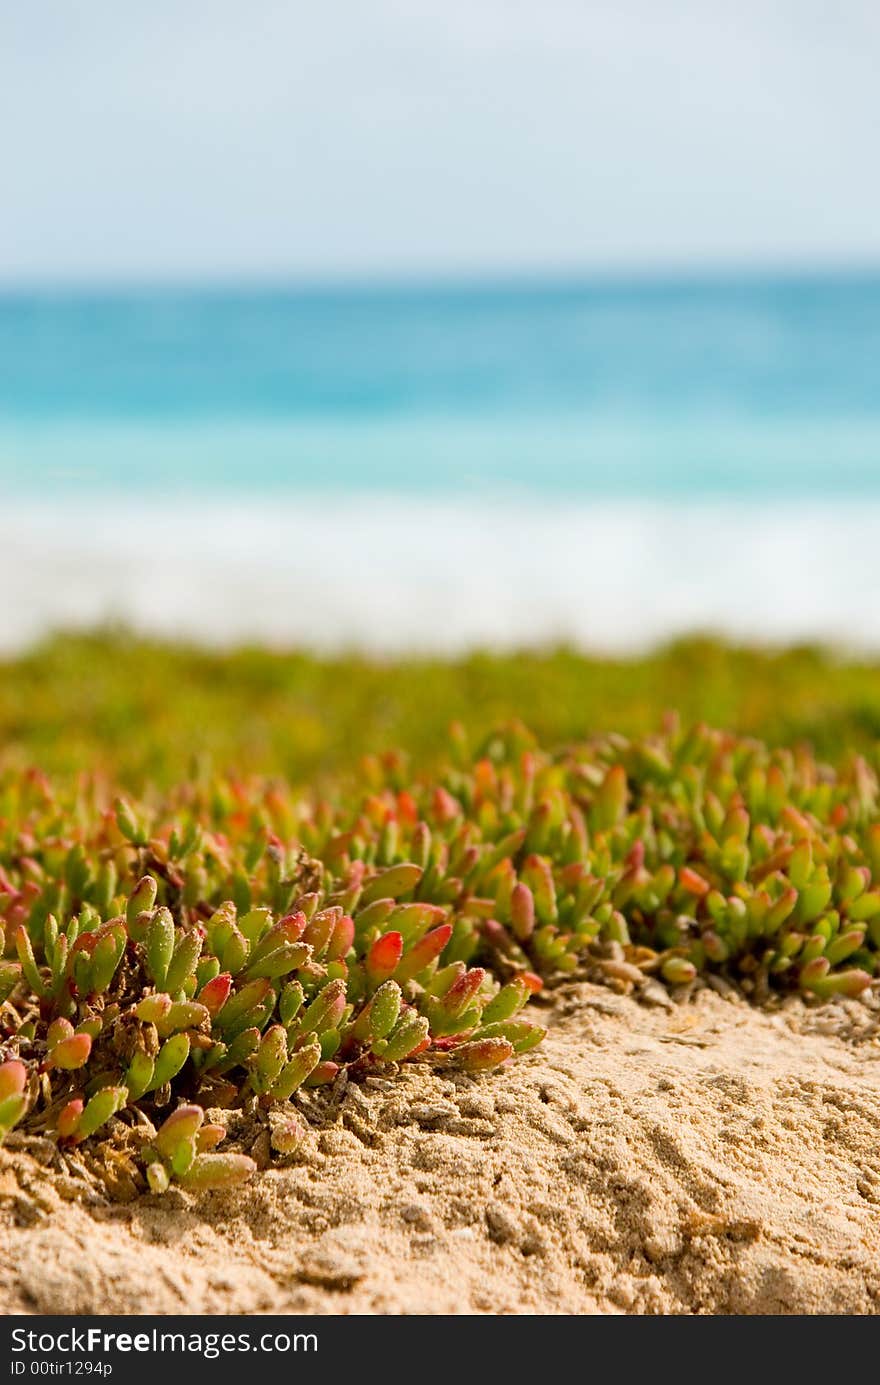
<box><xmin>0</xmin><ymin>777</ymin><xmax>546</xmax><ymax>1186</ymax></box>
<box><xmin>2</xmin><ymin>716</ymin><xmax>879</xmax><ymax>1191</ymax></box>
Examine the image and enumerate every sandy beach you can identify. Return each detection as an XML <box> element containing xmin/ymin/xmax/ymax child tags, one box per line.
<box><xmin>3</xmin><ymin>981</ymin><xmax>878</xmax><ymax>1316</ymax></box>
<box><xmin>2</xmin><ymin>495</ymin><xmax>880</xmax><ymax>656</ymax></box>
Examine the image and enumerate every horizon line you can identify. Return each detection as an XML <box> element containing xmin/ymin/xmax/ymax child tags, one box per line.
<box><xmin>2</xmin><ymin>258</ymin><xmax>880</xmax><ymax>298</ymax></box>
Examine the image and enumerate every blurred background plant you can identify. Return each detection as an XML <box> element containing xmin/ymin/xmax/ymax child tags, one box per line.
<box><xmin>1</xmin><ymin>632</ymin><xmax>879</xmax><ymax>790</ymax></box>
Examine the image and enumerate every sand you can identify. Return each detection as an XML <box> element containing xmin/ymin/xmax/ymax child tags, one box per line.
<box><xmin>2</xmin><ymin>981</ymin><xmax>880</xmax><ymax>1316</ymax></box>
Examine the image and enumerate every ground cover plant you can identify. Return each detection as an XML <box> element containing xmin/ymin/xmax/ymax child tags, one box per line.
<box><xmin>4</xmin><ymin>632</ymin><xmax>880</xmax><ymax>788</ymax></box>
<box><xmin>2</xmin><ymin>676</ymin><xmax>880</xmax><ymax>1197</ymax></box>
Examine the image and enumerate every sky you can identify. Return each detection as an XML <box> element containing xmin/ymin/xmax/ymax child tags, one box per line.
<box><xmin>2</xmin><ymin>1</ymin><xmax>879</xmax><ymax>284</ymax></box>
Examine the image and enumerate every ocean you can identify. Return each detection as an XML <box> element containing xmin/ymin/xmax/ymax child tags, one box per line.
<box><xmin>1</xmin><ymin>272</ymin><xmax>879</xmax><ymax>652</ymax></box>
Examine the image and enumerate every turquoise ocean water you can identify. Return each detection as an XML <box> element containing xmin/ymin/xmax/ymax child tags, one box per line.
<box><xmin>1</xmin><ymin>272</ymin><xmax>879</xmax><ymax>650</ymax></box>
<box><xmin>2</xmin><ymin>272</ymin><xmax>880</xmax><ymax>496</ymax></box>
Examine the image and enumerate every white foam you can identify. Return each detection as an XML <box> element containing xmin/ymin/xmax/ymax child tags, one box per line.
<box><xmin>1</xmin><ymin>494</ymin><xmax>877</xmax><ymax>654</ymax></box>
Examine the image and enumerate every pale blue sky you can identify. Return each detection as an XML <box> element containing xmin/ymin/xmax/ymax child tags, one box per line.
<box><xmin>2</xmin><ymin>1</ymin><xmax>879</xmax><ymax>283</ymax></box>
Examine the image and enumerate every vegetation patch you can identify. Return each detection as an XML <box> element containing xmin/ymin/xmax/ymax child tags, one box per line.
<box><xmin>4</xmin><ymin>633</ymin><xmax>880</xmax><ymax>787</ymax></box>
<box><xmin>2</xmin><ymin>715</ymin><xmax>879</xmax><ymax>1195</ymax></box>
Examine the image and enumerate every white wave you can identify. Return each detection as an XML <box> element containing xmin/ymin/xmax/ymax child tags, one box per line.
<box><xmin>1</xmin><ymin>494</ymin><xmax>878</xmax><ymax>654</ymax></box>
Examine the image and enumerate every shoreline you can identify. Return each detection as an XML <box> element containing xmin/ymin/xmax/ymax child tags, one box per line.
<box><xmin>2</xmin><ymin>494</ymin><xmax>880</xmax><ymax>656</ymax></box>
